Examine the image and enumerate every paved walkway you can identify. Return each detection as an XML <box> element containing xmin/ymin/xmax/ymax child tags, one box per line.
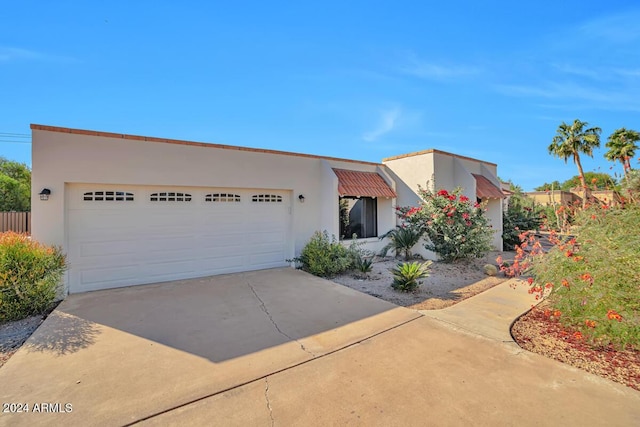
<box><xmin>140</xmin><ymin>280</ymin><xmax>640</xmax><ymax>426</ymax></box>
<box><xmin>420</xmin><ymin>277</ymin><xmax>536</xmax><ymax>342</ymax></box>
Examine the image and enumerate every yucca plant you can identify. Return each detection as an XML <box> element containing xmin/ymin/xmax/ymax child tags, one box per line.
<box><xmin>354</xmin><ymin>256</ymin><xmax>373</xmax><ymax>274</ymax></box>
<box><xmin>391</xmin><ymin>261</ymin><xmax>432</xmax><ymax>292</ymax></box>
<box><xmin>378</xmin><ymin>226</ymin><xmax>423</xmax><ymax>260</ymax></box>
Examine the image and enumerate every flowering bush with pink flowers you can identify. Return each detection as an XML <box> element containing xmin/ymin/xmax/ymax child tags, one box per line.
<box><xmin>396</xmin><ymin>187</ymin><xmax>494</xmax><ymax>262</ymax></box>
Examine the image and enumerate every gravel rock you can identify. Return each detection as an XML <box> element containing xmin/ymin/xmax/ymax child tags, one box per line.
<box><xmin>331</xmin><ymin>251</ymin><xmax>511</xmax><ymax>310</ymax></box>
<box><xmin>512</xmin><ymin>301</ymin><xmax>640</xmax><ymax>391</ymax></box>
<box><xmin>483</xmin><ymin>264</ymin><xmax>498</xmax><ymax>276</ymax></box>
<box><xmin>0</xmin><ymin>315</ymin><xmax>47</xmax><ymax>368</ymax></box>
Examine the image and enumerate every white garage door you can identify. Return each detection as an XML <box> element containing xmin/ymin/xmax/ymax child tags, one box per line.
<box><xmin>67</xmin><ymin>184</ymin><xmax>291</xmax><ymax>293</ymax></box>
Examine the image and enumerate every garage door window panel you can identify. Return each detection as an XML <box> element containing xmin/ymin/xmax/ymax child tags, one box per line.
<box><xmin>205</xmin><ymin>193</ymin><xmax>241</xmax><ymax>202</ymax></box>
<box><xmin>150</xmin><ymin>192</ymin><xmax>192</xmax><ymax>202</ymax></box>
<box><xmin>252</xmin><ymin>194</ymin><xmax>282</xmax><ymax>203</ymax></box>
<box><xmin>83</xmin><ymin>191</ymin><xmax>134</xmax><ymax>201</ymax></box>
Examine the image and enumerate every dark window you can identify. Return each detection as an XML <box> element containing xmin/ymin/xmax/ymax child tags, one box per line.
<box><xmin>150</xmin><ymin>192</ymin><xmax>192</xmax><ymax>202</ymax></box>
<box><xmin>205</xmin><ymin>193</ymin><xmax>241</xmax><ymax>202</ymax></box>
<box><xmin>252</xmin><ymin>194</ymin><xmax>282</xmax><ymax>203</ymax></box>
<box><xmin>339</xmin><ymin>197</ymin><xmax>377</xmax><ymax>239</ymax></box>
<box><xmin>83</xmin><ymin>191</ymin><xmax>134</xmax><ymax>201</ymax></box>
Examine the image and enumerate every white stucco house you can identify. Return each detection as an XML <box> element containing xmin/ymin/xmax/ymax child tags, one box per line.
<box><xmin>31</xmin><ymin>124</ymin><xmax>506</xmax><ymax>294</ymax></box>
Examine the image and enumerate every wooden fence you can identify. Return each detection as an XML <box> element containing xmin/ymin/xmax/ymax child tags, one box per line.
<box><xmin>0</xmin><ymin>211</ymin><xmax>31</xmax><ymax>234</ymax></box>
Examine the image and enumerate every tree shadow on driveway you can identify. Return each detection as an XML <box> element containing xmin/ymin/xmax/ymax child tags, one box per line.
<box><xmin>23</xmin><ymin>310</ymin><xmax>100</xmax><ymax>356</ymax></box>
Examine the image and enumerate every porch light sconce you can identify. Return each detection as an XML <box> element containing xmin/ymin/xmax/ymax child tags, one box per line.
<box><xmin>39</xmin><ymin>188</ymin><xmax>51</xmax><ymax>201</ymax></box>
<box><xmin>298</xmin><ymin>194</ymin><xmax>305</xmax><ymax>203</ymax></box>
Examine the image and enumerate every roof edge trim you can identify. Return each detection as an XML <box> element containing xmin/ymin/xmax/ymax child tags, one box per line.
<box><xmin>30</xmin><ymin>124</ymin><xmax>383</xmax><ymax>167</ymax></box>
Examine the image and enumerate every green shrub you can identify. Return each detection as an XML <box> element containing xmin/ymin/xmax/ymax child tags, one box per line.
<box><xmin>294</xmin><ymin>231</ymin><xmax>353</xmax><ymax>277</ymax></box>
<box><xmin>502</xmin><ymin>195</ymin><xmax>542</xmax><ymax>250</ymax></box>
<box><xmin>391</xmin><ymin>261</ymin><xmax>432</xmax><ymax>292</ymax></box>
<box><xmin>354</xmin><ymin>256</ymin><xmax>373</xmax><ymax>274</ymax></box>
<box><xmin>378</xmin><ymin>225</ymin><xmax>423</xmax><ymax>260</ymax></box>
<box><xmin>621</xmin><ymin>169</ymin><xmax>640</xmax><ymax>202</ymax></box>
<box><xmin>529</xmin><ymin>204</ymin><xmax>640</xmax><ymax>350</ymax></box>
<box><xmin>0</xmin><ymin>232</ymin><xmax>67</xmax><ymax>322</ymax></box>
<box><xmin>398</xmin><ymin>187</ymin><xmax>494</xmax><ymax>262</ymax></box>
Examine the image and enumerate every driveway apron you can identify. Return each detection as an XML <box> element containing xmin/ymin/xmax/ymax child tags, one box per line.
<box><xmin>0</xmin><ymin>268</ymin><xmax>419</xmax><ymax>426</ymax></box>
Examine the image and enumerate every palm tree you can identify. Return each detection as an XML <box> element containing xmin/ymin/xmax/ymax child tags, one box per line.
<box><xmin>605</xmin><ymin>128</ymin><xmax>640</xmax><ymax>180</ymax></box>
<box><xmin>548</xmin><ymin>119</ymin><xmax>602</xmax><ymax>206</ymax></box>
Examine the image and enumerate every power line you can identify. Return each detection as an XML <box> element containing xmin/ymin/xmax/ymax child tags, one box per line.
<box><xmin>0</xmin><ymin>139</ymin><xmax>32</xmax><ymax>144</ymax></box>
<box><xmin>0</xmin><ymin>132</ymin><xmax>30</xmax><ymax>137</ymax></box>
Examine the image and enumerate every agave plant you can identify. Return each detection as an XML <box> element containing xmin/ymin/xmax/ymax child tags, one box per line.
<box><xmin>378</xmin><ymin>226</ymin><xmax>423</xmax><ymax>260</ymax></box>
<box><xmin>391</xmin><ymin>261</ymin><xmax>432</xmax><ymax>292</ymax></box>
<box><xmin>354</xmin><ymin>256</ymin><xmax>373</xmax><ymax>274</ymax></box>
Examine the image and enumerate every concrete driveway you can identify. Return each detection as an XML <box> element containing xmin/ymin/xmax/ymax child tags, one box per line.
<box><xmin>0</xmin><ymin>268</ymin><xmax>419</xmax><ymax>426</ymax></box>
<box><xmin>1</xmin><ymin>268</ymin><xmax>639</xmax><ymax>426</ymax></box>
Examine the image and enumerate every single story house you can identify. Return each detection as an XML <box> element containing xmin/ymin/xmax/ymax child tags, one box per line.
<box><xmin>524</xmin><ymin>190</ymin><xmax>581</xmax><ymax>207</ymax></box>
<box><xmin>31</xmin><ymin>124</ymin><xmax>506</xmax><ymax>294</ymax></box>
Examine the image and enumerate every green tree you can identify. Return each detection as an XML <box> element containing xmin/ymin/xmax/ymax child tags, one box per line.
<box><xmin>0</xmin><ymin>157</ymin><xmax>31</xmax><ymax>211</ymax></box>
<box><xmin>534</xmin><ymin>181</ymin><xmax>561</xmax><ymax>192</ymax></box>
<box><xmin>604</xmin><ymin>128</ymin><xmax>640</xmax><ymax>181</ymax></box>
<box><xmin>502</xmin><ymin>193</ymin><xmax>542</xmax><ymax>250</ymax></box>
<box><xmin>621</xmin><ymin>169</ymin><xmax>640</xmax><ymax>201</ymax></box>
<box><xmin>560</xmin><ymin>172</ymin><xmax>617</xmax><ymax>191</ymax></box>
<box><xmin>548</xmin><ymin>119</ymin><xmax>602</xmax><ymax>206</ymax></box>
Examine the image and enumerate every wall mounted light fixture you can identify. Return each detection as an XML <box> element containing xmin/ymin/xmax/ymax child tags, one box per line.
<box><xmin>298</xmin><ymin>194</ymin><xmax>305</xmax><ymax>203</ymax></box>
<box><xmin>39</xmin><ymin>188</ymin><xmax>51</xmax><ymax>201</ymax></box>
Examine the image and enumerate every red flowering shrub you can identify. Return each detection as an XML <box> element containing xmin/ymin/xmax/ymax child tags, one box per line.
<box><xmin>508</xmin><ymin>203</ymin><xmax>640</xmax><ymax>350</ymax></box>
<box><xmin>396</xmin><ymin>187</ymin><xmax>493</xmax><ymax>262</ymax></box>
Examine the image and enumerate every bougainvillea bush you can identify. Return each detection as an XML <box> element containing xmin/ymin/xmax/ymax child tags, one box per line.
<box><xmin>0</xmin><ymin>232</ymin><xmax>66</xmax><ymax>322</ymax></box>
<box><xmin>504</xmin><ymin>203</ymin><xmax>640</xmax><ymax>350</ymax></box>
<box><xmin>397</xmin><ymin>187</ymin><xmax>494</xmax><ymax>262</ymax></box>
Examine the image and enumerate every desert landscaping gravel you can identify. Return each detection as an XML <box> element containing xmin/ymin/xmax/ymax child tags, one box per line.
<box><xmin>0</xmin><ymin>314</ymin><xmax>46</xmax><ymax>368</ymax></box>
<box><xmin>331</xmin><ymin>251</ymin><xmax>509</xmax><ymax>310</ymax></box>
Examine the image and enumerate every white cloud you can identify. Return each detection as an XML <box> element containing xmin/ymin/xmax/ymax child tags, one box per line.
<box><xmin>362</xmin><ymin>108</ymin><xmax>401</xmax><ymax>142</ymax></box>
<box><xmin>495</xmin><ymin>81</ymin><xmax>640</xmax><ymax>112</ymax></box>
<box><xmin>578</xmin><ymin>10</ymin><xmax>640</xmax><ymax>44</ymax></box>
<box><xmin>0</xmin><ymin>47</ymin><xmax>40</xmax><ymax>61</ymax></box>
<box><xmin>614</xmin><ymin>68</ymin><xmax>640</xmax><ymax>78</ymax></box>
<box><xmin>402</xmin><ymin>62</ymin><xmax>480</xmax><ymax>80</ymax></box>
<box><xmin>0</xmin><ymin>46</ymin><xmax>76</xmax><ymax>63</ymax></box>
<box><xmin>551</xmin><ymin>63</ymin><xmax>603</xmax><ymax>80</ymax></box>
<box><xmin>398</xmin><ymin>52</ymin><xmax>481</xmax><ymax>81</ymax></box>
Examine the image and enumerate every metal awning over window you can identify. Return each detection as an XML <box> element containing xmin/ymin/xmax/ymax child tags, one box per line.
<box><xmin>472</xmin><ymin>174</ymin><xmax>507</xmax><ymax>199</ymax></box>
<box><xmin>333</xmin><ymin>168</ymin><xmax>397</xmax><ymax>198</ymax></box>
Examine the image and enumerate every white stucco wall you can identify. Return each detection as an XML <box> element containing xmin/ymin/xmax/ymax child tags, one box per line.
<box><xmin>33</xmin><ymin>130</ymin><xmax>337</xmax><ymax>259</ymax></box>
<box><xmin>382</xmin><ymin>149</ymin><xmax>504</xmax><ymax>257</ymax></box>
<box><xmin>32</xmin><ymin>127</ymin><xmax>502</xmax><ymax>283</ymax></box>
<box><xmin>31</xmin><ymin>127</ymin><xmax>400</xmax><ymax>268</ymax></box>
<box><xmin>319</xmin><ymin>160</ymin><xmax>340</xmax><ymax>237</ymax></box>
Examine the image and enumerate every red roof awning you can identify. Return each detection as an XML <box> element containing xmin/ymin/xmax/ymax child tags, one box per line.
<box><xmin>472</xmin><ymin>174</ymin><xmax>507</xmax><ymax>199</ymax></box>
<box><xmin>333</xmin><ymin>168</ymin><xmax>397</xmax><ymax>198</ymax></box>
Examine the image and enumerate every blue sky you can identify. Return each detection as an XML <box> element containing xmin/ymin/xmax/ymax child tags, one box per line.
<box><xmin>2</xmin><ymin>1</ymin><xmax>639</xmax><ymax>190</ymax></box>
